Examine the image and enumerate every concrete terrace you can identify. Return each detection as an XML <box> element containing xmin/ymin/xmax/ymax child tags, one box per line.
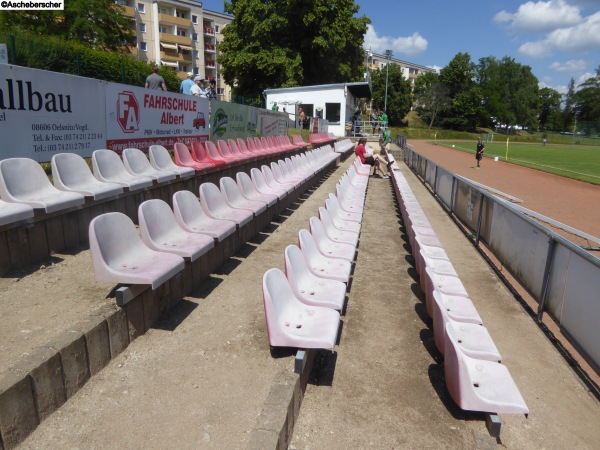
<box><xmin>3</xmin><ymin>145</ymin><xmax>599</xmax><ymax>449</ymax></box>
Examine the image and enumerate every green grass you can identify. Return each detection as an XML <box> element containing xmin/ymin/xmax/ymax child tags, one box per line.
<box><xmin>436</xmin><ymin>141</ymin><xmax>600</xmax><ymax>185</ymax></box>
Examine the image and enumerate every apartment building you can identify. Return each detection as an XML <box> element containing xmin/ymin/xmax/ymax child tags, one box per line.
<box><xmin>365</xmin><ymin>51</ymin><xmax>436</xmax><ymax>87</ymax></box>
<box><xmin>115</xmin><ymin>0</ymin><xmax>232</xmax><ymax>100</ymax></box>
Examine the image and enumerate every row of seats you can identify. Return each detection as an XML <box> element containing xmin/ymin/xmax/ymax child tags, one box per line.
<box><xmin>173</xmin><ymin>135</ymin><xmax>309</xmax><ymax>172</ymax></box>
<box><xmin>308</xmin><ymin>132</ymin><xmax>337</xmax><ymax>146</ymax></box>
<box><xmin>262</xmin><ymin>158</ymin><xmax>370</xmax><ymax>351</ymax></box>
<box><xmin>391</xmin><ymin>170</ymin><xmax>529</xmax><ymax>416</ymax></box>
<box><xmin>0</xmin><ymin>135</ymin><xmax>314</xmax><ymax>227</ymax></box>
<box><xmin>333</xmin><ymin>139</ymin><xmax>355</xmax><ymax>155</ymax></box>
<box><xmin>89</xmin><ymin>147</ymin><xmax>339</xmax><ymax>291</ymax></box>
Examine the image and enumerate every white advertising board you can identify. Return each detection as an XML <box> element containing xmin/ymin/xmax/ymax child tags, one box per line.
<box><xmin>105</xmin><ymin>84</ymin><xmax>209</xmax><ymax>152</ymax></box>
<box><xmin>0</xmin><ymin>65</ymin><xmax>107</xmax><ymax>161</ymax></box>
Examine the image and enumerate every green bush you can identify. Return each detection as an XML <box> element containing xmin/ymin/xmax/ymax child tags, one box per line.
<box><xmin>1</xmin><ymin>31</ymin><xmax>181</xmax><ymax>91</ymax></box>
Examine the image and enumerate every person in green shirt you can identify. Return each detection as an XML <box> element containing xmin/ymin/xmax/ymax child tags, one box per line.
<box><xmin>272</xmin><ymin>102</ymin><xmax>279</xmax><ymax>111</ymax></box>
<box><xmin>380</xmin><ymin>127</ymin><xmax>391</xmax><ymax>151</ymax></box>
<box><xmin>379</xmin><ymin>110</ymin><xmax>388</xmax><ymax>132</ymax></box>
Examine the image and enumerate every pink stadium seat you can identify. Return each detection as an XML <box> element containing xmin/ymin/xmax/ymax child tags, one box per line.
<box><xmin>89</xmin><ymin>212</ymin><xmax>185</xmax><ymax>289</ymax></box>
<box><xmin>284</xmin><ymin>245</ymin><xmax>346</xmax><ymax>310</ymax></box>
<box><xmin>191</xmin><ymin>141</ymin><xmax>227</xmax><ymax>167</ymax></box>
<box><xmin>262</xmin><ymin>268</ymin><xmax>340</xmax><ymax>350</ymax></box>
<box><xmin>149</xmin><ymin>145</ymin><xmax>195</xmax><ymax>179</ymax></box>
<box><xmin>173</xmin><ymin>143</ymin><xmax>213</xmax><ymax>172</ymax></box>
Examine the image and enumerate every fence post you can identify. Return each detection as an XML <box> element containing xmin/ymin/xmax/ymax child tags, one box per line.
<box><xmin>537</xmin><ymin>237</ymin><xmax>557</xmax><ymax>321</ymax></box>
<box><xmin>475</xmin><ymin>193</ymin><xmax>485</xmax><ymax>246</ymax></box>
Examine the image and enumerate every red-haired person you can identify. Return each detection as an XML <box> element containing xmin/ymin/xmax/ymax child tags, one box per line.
<box><xmin>355</xmin><ymin>138</ymin><xmax>389</xmax><ymax>178</ymax></box>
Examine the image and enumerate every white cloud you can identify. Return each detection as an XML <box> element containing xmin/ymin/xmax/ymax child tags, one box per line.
<box><xmin>364</xmin><ymin>24</ymin><xmax>428</xmax><ymax>57</ymax></box>
<box><xmin>516</xmin><ymin>9</ymin><xmax>600</xmax><ymax>57</ymax></box>
<box><xmin>577</xmin><ymin>71</ymin><xmax>595</xmax><ymax>84</ymax></box>
<box><xmin>549</xmin><ymin>59</ymin><xmax>587</xmax><ymax>72</ymax></box>
<box><xmin>494</xmin><ymin>0</ymin><xmax>582</xmax><ymax>33</ymax></box>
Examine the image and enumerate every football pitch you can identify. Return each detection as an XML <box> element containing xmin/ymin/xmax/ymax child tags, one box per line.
<box><xmin>438</xmin><ymin>141</ymin><xmax>600</xmax><ymax>185</ymax></box>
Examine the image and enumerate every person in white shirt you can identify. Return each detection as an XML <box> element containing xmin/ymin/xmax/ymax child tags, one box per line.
<box><xmin>190</xmin><ymin>76</ymin><xmax>208</xmax><ymax>97</ymax></box>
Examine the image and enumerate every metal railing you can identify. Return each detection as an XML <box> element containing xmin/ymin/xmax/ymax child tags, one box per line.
<box><xmin>403</xmin><ymin>144</ymin><xmax>600</xmax><ymax>375</ymax></box>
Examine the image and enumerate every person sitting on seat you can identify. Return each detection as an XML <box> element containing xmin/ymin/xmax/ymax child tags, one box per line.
<box><xmin>354</xmin><ymin>138</ymin><xmax>389</xmax><ymax>178</ymax></box>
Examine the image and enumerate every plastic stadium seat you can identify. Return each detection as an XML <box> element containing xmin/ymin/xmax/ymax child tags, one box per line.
<box><xmin>261</xmin><ymin>165</ymin><xmax>294</xmax><ymax>195</ymax></box>
<box><xmin>432</xmin><ymin>289</ymin><xmax>483</xmax><ymax>325</ymax></box>
<box><xmin>89</xmin><ymin>212</ymin><xmax>185</xmax><ymax>289</ymax></box>
<box><xmin>204</xmin><ymin>140</ymin><xmax>230</xmax><ymax>166</ymax></box>
<box><xmin>219</xmin><ymin>176</ymin><xmax>266</xmax><ymax>215</ymax></box>
<box><xmin>318</xmin><ymin>206</ymin><xmax>361</xmax><ymax>234</ymax></box>
<box><xmin>326</xmin><ymin>195</ymin><xmax>362</xmax><ymax>224</ymax></box>
<box><xmin>172</xmin><ymin>190</ymin><xmax>236</xmax><ymax>242</ymax></box>
<box><xmin>278</xmin><ymin>160</ymin><xmax>307</xmax><ymax>184</ymax></box>
<box><xmin>298</xmin><ymin>229</ymin><xmax>351</xmax><ymax>283</ymax></box>
<box><xmin>432</xmin><ymin>289</ymin><xmax>501</xmax><ymax>361</ymax></box>
<box><xmin>122</xmin><ymin>148</ymin><xmax>177</xmax><ymax>183</ymax></box>
<box><xmin>271</xmin><ymin>161</ymin><xmax>302</xmax><ymax>189</ymax></box>
<box><xmin>424</xmin><ymin>267</ymin><xmax>469</xmax><ymax>317</ymax></box>
<box><xmin>138</xmin><ymin>199</ymin><xmax>214</xmax><ymax>262</ymax></box>
<box><xmin>228</xmin><ymin>139</ymin><xmax>253</xmax><ymax>161</ymax></box>
<box><xmin>0</xmin><ymin>157</ymin><xmax>85</xmax><ymax>213</ymax></box>
<box><xmin>418</xmin><ymin>251</ymin><xmax>458</xmax><ymax>294</ymax></box>
<box><xmin>236</xmin><ymin>172</ymin><xmax>278</xmax><ymax>207</ymax></box>
<box><xmin>199</xmin><ymin>182</ymin><xmax>253</xmax><ymax>227</ymax></box>
<box><xmin>217</xmin><ymin>140</ymin><xmax>245</xmax><ymax>163</ymax></box>
<box><xmin>149</xmin><ymin>145</ymin><xmax>195</xmax><ymax>179</ymax></box>
<box><xmin>444</xmin><ymin>322</ymin><xmax>528</xmax><ymax>415</ymax></box>
<box><xmin>92</xmin><ymin>150</ymin><xmax>153</xmax><ymax>191</ymax></box>
<box><xmin>250</xmin><ymin>168</ymin><xmax>287</xmax><ymax>200</ymax></box>
<box><xmin>0</xmin><ymin>199</ymin><xmax>34</xmax><ymax>227</ymax></box>
<box><xmin>262</xmin><ymin>268</ymin><xmax>340</xmax><ymax>350</ymax></box>
<box><xmin>291</xmin><ymin>134</ymin><xmax>309</xmax><ymax>149</ymax></box>
<box><xmin>51</xmin><ymin>153</ymin><xmax>123</xmax><ymax>200</ymax></box>
<box><xmin>311</xmin><ymin>213</ymin><xmax>359</xmax><ymax>247</ymax></box>
<box><xmin>284</xmin><ymin>245</ymin><xmax>346</xmax><ymax>310</ymax></box>
<box><xmin>174</xmin><ymin>143</ymin><xmax>214</xmax><ymax>171</ymax></box>
<box><xmin>309</xmin><ymin>216</ymin><xmax>356</xmax><ymax>262</ymax></box>
<box><xmin>237</xmin><ymin>138</ymin><xmax>257</xmax><ymax>157</ymax></box>
<box><xmin>191</xmin><ymin>141</ymin><xmax>227</xmax><ymax>167</ymax></box>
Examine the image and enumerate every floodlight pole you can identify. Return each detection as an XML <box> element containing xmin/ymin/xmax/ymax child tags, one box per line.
<box><xmin>384</xmin><ymin>49</ymin><xmax>393</xmax><ymax>112</ymax></box>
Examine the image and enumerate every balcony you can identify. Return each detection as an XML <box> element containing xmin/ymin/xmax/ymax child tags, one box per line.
<box><xmin>158</xmin><ymin>13</ymin><xmax>190</xmax><ymax>27</ymax></box>
<box><xmin>205</xmin><ymin>59</ymin><xmax>216</xmax><ymax>68</ymax></box>
<box><xmin>160</xmin><ymin>51</ymin><xmax>192</xmax><ymax>63</ymax></box>
<box><xmin>159</xmin><ymin>32</ymin><xmax>192</xmax><ymax>46</ymax></box>
<box><xmin>116</xmin><ymin>4</ymin><xmax>135</xmax><ymax>17</ymax></box>
<box><xmin>205</xmin><ymin>44</ymin><xmax>216</xmax><ymax>53</ymax></box>
<box><xmin>203</xmin><ymin>27</ymin><xmax>215</xmax><ymax>36</ymax></box>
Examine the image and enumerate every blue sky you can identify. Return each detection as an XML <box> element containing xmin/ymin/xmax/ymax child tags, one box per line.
<box><xmin>200</xmin><ymin>0</ymin><xmax>600</xmax><ymax>94</ymax></box>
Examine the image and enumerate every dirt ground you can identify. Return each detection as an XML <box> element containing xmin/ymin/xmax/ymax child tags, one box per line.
<box><xmin>4</xmin><ymin>146</ymin><xmax>600</xmax><ymax>449</ymax></box>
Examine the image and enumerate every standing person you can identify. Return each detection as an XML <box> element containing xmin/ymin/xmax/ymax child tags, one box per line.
<box><xmin>145</xmin><ymin>68</ymin><xmax>167</xmax><ymax>91</ymax></box>
<box><xmin>370</xmin><ymin>109</ymin><xmax>378</xmax><ymax>134</ymax></box>
<box><xmin>475</xmin><ymin>137</ymin><xmax>485</xmax><ymax>169</ymax></box>
<box><xmin>180</xmin><ymin>72</ymin><xmax>194</xmax><ymax>95</ymax></box>
<box><xmin>379</xmin><ymin>110</ymin><xmax>388</xmax><ymax>132</ymax></box>
<box><xmin>298</xmin><ymin>107</ymin><xmax>305</xmax><ymax>128</ymax></box>
<box><xmin>353</xmin><ymin>111</ymin><xmax>361</xmax><ymax>136</ymax></box>
<box><xmin>207</xmin><ymin>79</ymin><xmax>218</xmax><ymax>100</ymax></box>
<box><xmin>354</xmin><ymin>138</ymin><xmax>390</xmax><ymax>178</ymax></box>
<box><xmin>190</xmin><ymin>76</ymin><xmax>207</xmax><ymax>97</ymax></box>
<box><xmin>380</xmin><ymin>126</ymin><xmax>391</xmax><ymax>152</ymax></box>
<box><xmin>272</xmin><ymin>102</ymin><xmax>279</xmax><ymax>111</ymax></box>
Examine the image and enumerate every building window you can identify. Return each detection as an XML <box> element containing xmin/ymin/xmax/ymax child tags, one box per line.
<box><xmin>158</xmin><ymin>7</ymin><xmax>167</xmax><ymax>14</ymax></box>
<box><xmin>192</xmin><ymin>15</ymin><xmax>198</xmax><ymax>24</ymax></box>
<box><xmin>139</xmin><ymin>23</ymin><xmax>146</xmax><ymax>33</ymax></box>
<box><xmin>215</xmin><ymin>25</ymin><xmax>219</xmax><ymax>33</ymax></box>
<box><xmin>217</xmin><ymin>88</ymin><xmax>224</xmax><ymax>96</ymax></box>
<box><xmin>180</xmin><ymin>65</ymin><xmax>188</xmax><ymax>72</ymax></box>
<box><xmin>159</xmin><ymin>26</ymin><xmax>167</xmax><ymax>33</ymax></box>
<box><xmin>137</xmin><ymin>2</ymin><xmax>144</xmax><ymax>13</ymax></box>
<box><xmin>176</xmin><ymin>10</ymin><xmax>186</xmax><ymax>19</ymax></box>
<box><xmin>193</xmin><ymin>68</ymin><xmax>199</xmax><ymax>75</ymax></box>
<box><xmin>301</xmin><ymin>104</ymin><xmax>314</xmax><ymax>117</ymax></box>
<box><xmin>325</xmin><ymin>103</ymin><xmax>341</xmax><ymax>123</ymax></box>
<box><xmin>193</xmin><ymin>50</ymin><xmax>199</xmax><ymax>58</ymax></box>
<box><xmin>177</xmin><ymin>29</ymin><xmax>186</xmax><ymax>37</ymax></box>
<box><xmin>192</xmin><ymin>33</ymin><xmax>198</xmax><ymax>41</ymax></box>
<box><xmin>140</xmin><ymin>41</ymin><xmax>147</xmax><ymax>51</ymax></box>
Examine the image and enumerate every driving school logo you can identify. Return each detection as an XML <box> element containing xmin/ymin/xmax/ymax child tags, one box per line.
<box><xmin>116</xmin><ymin>91</ymin><xmax>139</xmax><ymax>133</ymax></box>
<box><xmin>211</xmin><ymin>108</ymin><xmax>227</xmax><ymax>137</ymax></box>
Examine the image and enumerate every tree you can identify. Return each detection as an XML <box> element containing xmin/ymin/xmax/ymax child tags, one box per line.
<box><xmin>562</xmin><ymin>78</ymin><xmax>577</xmax><ymax>132</ymax></box>
<box><xmin>438</xmin><ymin>52</ymin><xmax>482</xmax><ymax>130</ymax></box>
<box><xmin>0</xmin><ymin>0</ymin><xmax>135</xmax><ymax>51</ymax></box>
<box><xmin>476</xmin><ymin>56</ymin><xmax>539</xmax><ymax>133</ymax></box>
<box><xmin>573</xmin><ymin>66</ymin><xmax>600</xmax><ymax>128</ymax></box>
<box><xmin>413</xmin><ymin>71</ymin><xmax>450</xmax><ymax>129</ymax></box>
<box><xmin>370</xmin><ymin>63</ymin><xmax>412</xmax><ymax>126</ymax></box>
<box><xmin>538</xmin><ymin>87</ymin><xmax>562</xmax><ymax>131</ymax></box>
<box><xmin>219</xmin><ymin>0</ymin><xmax>370</xmax><ymax>100</ymax></box>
